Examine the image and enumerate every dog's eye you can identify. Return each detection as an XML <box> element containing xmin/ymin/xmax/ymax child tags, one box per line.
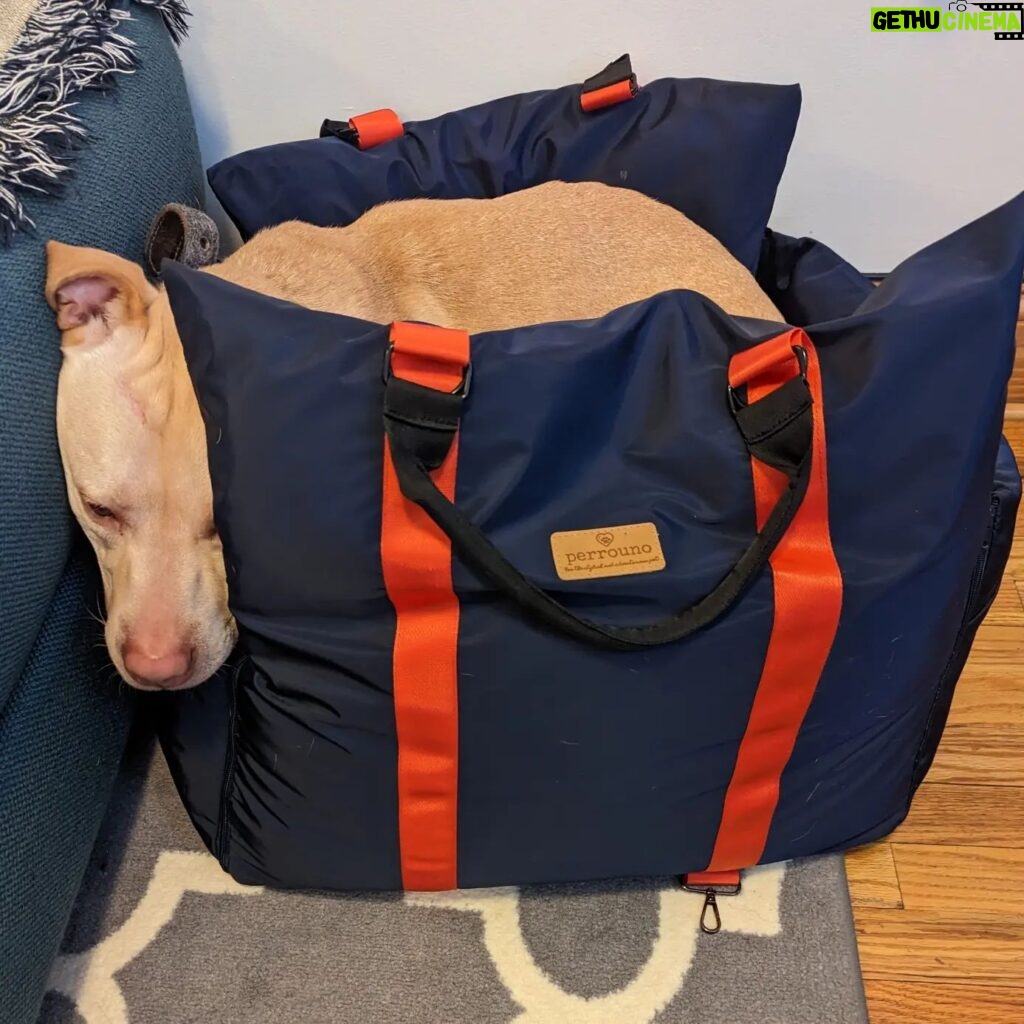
<box><xmin>85</xmin><ymin>500</ymin><xmax>118</xmax><ymax>522</ymax></box>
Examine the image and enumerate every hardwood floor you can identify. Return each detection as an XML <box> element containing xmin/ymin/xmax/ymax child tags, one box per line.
<box><xmin>846</xmin><ymin>310</ymin><xmax>1024</xmax><ymax>1021</ymax></box>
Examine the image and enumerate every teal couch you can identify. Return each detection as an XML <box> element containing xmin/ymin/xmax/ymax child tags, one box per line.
<box><xmin>0</xmin><ymin>9</ymin><xmax>202</xmax><ymax>1022</ymax></box>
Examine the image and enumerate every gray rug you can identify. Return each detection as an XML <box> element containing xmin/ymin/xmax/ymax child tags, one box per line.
<box><xmin>39</xmin><ymin>733</ymin><xmax>868</xmax><ymax>1024</ymax></box>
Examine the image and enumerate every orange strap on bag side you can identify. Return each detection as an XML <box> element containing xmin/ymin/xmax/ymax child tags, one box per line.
<box><xmin>707</xmin><ymin>329</ymin><xmax>843</xmax><ymax>872</ymax></box>
<box><xmin>683</xmin><ymin>870</ymin><xmax>741</xmax><ymax>889</ymax></box>
<box><xmin>581</xmin><ymin>80</ymin><xmax>637</xmax><ymax>112</ymax></box>
<box><xmin>350</xmin><ymin>108</ymin><xmax>404</xmax><ymax>149</ymax></box>
<box><xmin>381</xmin><ymin>321</ymin><xmax>469</xmax><ymax>890</ymax></box>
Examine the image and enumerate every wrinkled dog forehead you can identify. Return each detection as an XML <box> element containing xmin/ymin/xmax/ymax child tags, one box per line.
<box><xmin>57</xmin><ymin>346</ymin><xmax>160</xmax><ymax>471</ymax></box>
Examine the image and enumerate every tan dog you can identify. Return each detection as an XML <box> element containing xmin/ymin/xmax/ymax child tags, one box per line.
<box><xmin>45</xmin><ymin>181</ymin><xmax>781</xmax><ymax>691</ymax></box>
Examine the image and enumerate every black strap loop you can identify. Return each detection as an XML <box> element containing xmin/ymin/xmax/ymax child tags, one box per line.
<box><xmin>383</xmin><ymin>349</ymin><xmax>814</xmax><ymax>650</ymax></box>
<box><xmin>319</xmin><ymin>118</ymin><xmax>359</xmax><ymax>144</ymax></box>
<box><xmin>384</xmin><ymin>377</ymin><xmax>463</xmax><ymax>472</ymax></box>
<box><xmin>582</xmin><ymin>53</ymin><xmax>637</xmax><ymax>94</ymax></box>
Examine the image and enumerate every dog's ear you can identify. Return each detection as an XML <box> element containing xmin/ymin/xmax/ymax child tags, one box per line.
<box><xmin>45</xmin><ymin>241</ymin><xmax>159</xmax><ymax>350</ymax></box>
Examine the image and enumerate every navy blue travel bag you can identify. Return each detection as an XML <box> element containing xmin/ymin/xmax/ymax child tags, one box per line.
<box><xmin>160</xmin><ymin>60</ymin><xmax>1023</xmax><ymax>893</ymax></box>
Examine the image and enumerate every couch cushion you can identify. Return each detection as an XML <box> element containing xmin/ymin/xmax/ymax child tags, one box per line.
<box><xmin>0</xmin><ymin>547</ymin><xmax>134</xmax><ymax>1024</ymax></box>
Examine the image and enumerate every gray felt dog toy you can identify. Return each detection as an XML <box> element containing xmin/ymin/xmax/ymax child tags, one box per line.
<box><xmin>144</xmin><ymin>203</ymin><xmax>219</xmax><ymax>275</ymax></box>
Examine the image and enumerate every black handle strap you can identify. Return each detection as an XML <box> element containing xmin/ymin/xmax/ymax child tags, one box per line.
<box><xmin>382</xmin><ymin>337</ymin><xmax>813</xmax><ymax>651</ymax></box>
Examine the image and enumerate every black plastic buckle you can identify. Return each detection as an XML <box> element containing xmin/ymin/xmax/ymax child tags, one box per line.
<box><xmin>728</xmin><ymin>343</ymin><xmax>808</xmax><ymax>415</ymax></box>
<box><xmin>382</xmin><ymin>342</ymin><xmax>473</xmax><ymax>399</ymax></box>
<box><xmin>582</xmin><ymin>53</ymin><xmax>637</xmax><ymax>96</ymax></box>
<box><xmin>319</xmin><ymin>118</ymin><xmax>359</xmax><ymax>145</ymax></box>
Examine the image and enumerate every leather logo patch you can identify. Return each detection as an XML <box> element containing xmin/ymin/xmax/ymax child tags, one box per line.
<box><xmin>550</xmin><ymin>522</ymin><xmax>666</xmax><ymax>581</ymax></box>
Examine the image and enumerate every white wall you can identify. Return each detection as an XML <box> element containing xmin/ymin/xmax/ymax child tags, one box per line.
<box><xmin>179</xmin><ymin>0</ymin><xmax>1023</xmax><ymax>272</ymax></box>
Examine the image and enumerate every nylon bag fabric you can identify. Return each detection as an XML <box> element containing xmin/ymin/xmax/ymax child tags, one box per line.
<box><xmin>207</xmin><ymin>70</ymin><xmax>801</xmax><ymax>271</ymax></box>
<box><xmin>160</xmin><ymin>190</ymin><xmax>1024</xmax><ymax>891</ymax></box>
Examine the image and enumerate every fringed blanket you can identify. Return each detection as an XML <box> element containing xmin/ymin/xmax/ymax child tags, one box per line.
<box><xmin>0</xmin><ymin>0</ymin><xmax>189</xmax><ymax>242</ymax></box>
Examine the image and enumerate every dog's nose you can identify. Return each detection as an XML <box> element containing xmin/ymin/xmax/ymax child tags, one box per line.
<box><xmin>122</xmin><ymin>638</ymin><xmax>195</xmax><ymax>690</ymax></box>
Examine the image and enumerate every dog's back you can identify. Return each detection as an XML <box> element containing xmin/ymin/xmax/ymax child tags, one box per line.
<box><xmin>210</xmin><ymin>181</ymin><xmax>781</xmax><ymax>329</ymax></box>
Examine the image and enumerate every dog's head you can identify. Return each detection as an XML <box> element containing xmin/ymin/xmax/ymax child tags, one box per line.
<box><xmin>45</xmin><ymin>241</ymin><xmax>236</xmax><ymax>690</ymax></box>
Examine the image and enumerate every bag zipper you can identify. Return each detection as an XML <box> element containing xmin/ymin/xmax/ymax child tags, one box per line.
<box><xmin>911</xmin><ymin>495</ymin><xmax>1000</xmax><ymax>786</ymax></box>
<box><xmin>215</xmin><ymin>657</ymin><xmax>246</xmax><ymax>868</ymax></box>
<box><xmin>962</xmin><ymin>496</ymin><xmax>999</xmax><ymax>616</ymax></box>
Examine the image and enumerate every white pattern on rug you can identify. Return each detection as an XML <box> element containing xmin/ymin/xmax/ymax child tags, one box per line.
<box><xmin>47</xmin><ymin>850</ymin><xmax>784</xmax><ymax>1024</ymax></box>
<box><xmin>409</xmin><ymin>865</ymin><xmax>784</xmax><ymax>1024</ymax></box>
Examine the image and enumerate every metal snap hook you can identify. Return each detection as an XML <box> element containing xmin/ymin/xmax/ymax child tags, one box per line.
<box><xmin>699</xmin><ymin>890</ymin><xmax>723</xmax><ymax>935</ymax></box>
<box><xmin>681</xmin><ymin>872</ymin><xmax>742</xmax><ymax>936</ymax></box>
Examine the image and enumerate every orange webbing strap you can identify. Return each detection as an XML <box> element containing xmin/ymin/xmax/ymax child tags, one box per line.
<box><xmin>381</xmin><ymin>321</ymin><xmax>470</xmax><ymax>890</ymax></box>
<box><xmin>581</xmin><ymin>80</ymin><xmax>637</xmax><ymax>112</ymax></box>
<box><xmin>350</xmin><ymin>108</ymin><xmax>404</xmax><ymax>149</ymax></box>
<box><xmin>580</xmin><ymin>53</ymin><xmax>639</xmax><ymax>112</ymax></box>
<box><xmin>707</xmin><ymin>329</ymin><xmax>843</xmax><ymax>872</ymax></box>
<box><xmin>684</xmin><ymin>870</ymin><xmax>741</xmax><ymax>890</ymax></box>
